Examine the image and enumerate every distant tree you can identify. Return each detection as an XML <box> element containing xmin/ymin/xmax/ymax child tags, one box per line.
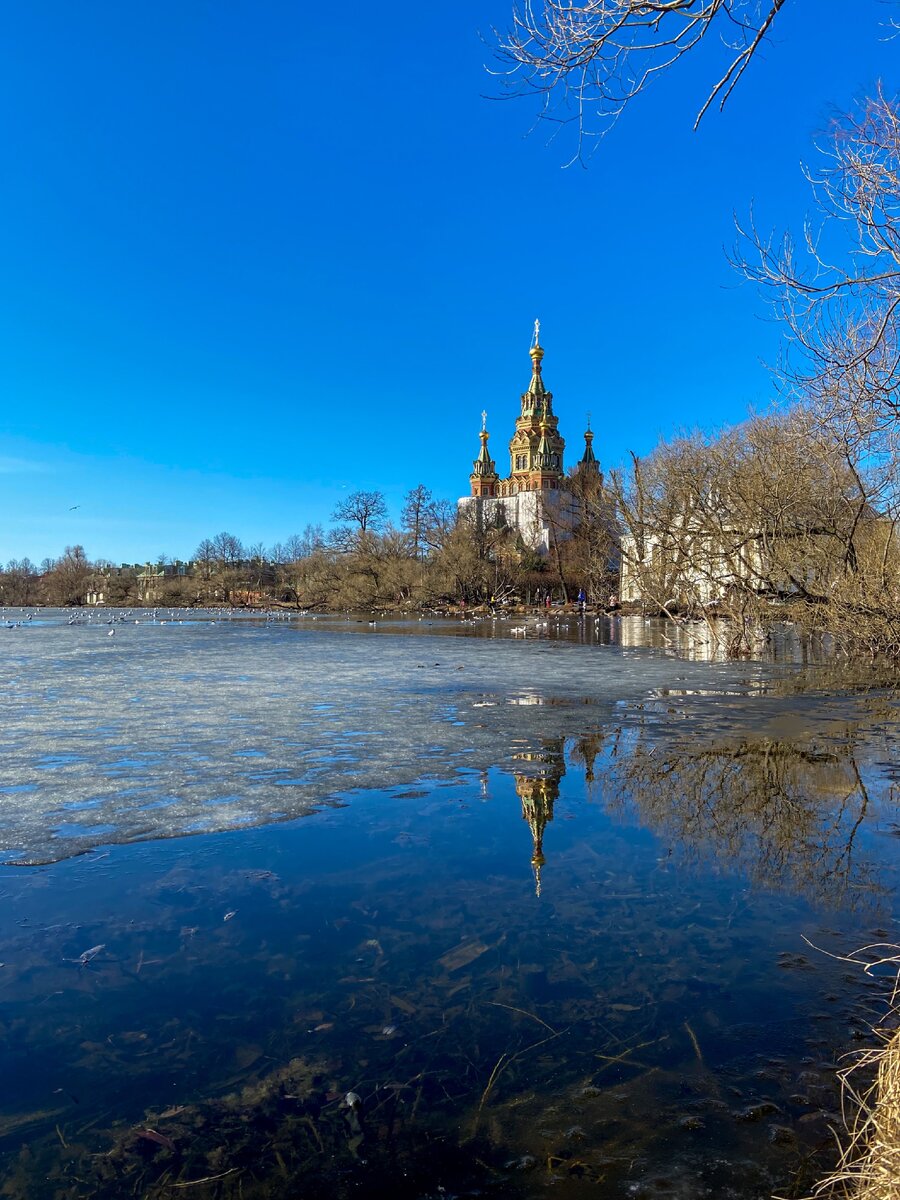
<box><xmin>194</xmin><ymin>539</ymin><xmax>216</xmax><ymax>581</ymax></box>
<box><xmin>422</xmin><ymin>498</ymin><xmax>457</xmax><ymax>555</ymax></box>
<box><xmin>1</xmin><ymin>558</ymin><xmax>39</xmax><ymax>606</ymax></box>
<box><xmin>332</xmin><ymin>490</ymin><xmax>387</xmax><ymax>534</ymax></box>
<box><xmin>401</xmin><ymin>484</ymin><xmax>433</xmax><ymax>560</ymax></box>
<box><xmin>46</xmin><ymin>545</ymin><xmax>92</xmax><ymax>606</ymax></box>
<box><xmin>433</xmin><ymin>508</ymin><xmax>528</xmax><ymax>605</ymax></box>
<box><xmin>544</xmin><ymin>470</ymin><xmax>619</xmax><ymax>602</ymax></box>
<box><xmin>330</xmin><ymin>490</ymin><xmax>388</xmax><ymax>556</ymax></box>
<box><xmin>211</xmin><ymin>531</ymin><xmax>244</xmax><ymax>567</ymax></box>
<box><xmin>282</xmin><ymin>525</ymin><xmax>325</xmax><ymax>562</ymax></box>
<box><xmin>243</xmin><ymin>541</ymin><xmax>270</xmax><ymax>595</ymax></box>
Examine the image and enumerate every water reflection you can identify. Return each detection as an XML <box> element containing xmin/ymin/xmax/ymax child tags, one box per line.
<box><xmin>0</xmin><ymin>710</ymin><xmax>896</xmax><ymax>1197</ymax></box>
<box><xmin>513</xmin><ymin>721</ymin><xmax>892</xmax><ymax>909</ymax></box>
<box><xmin>612</xmin><ymin>722</ymin><xmax>892</xmax><ymax>909</ymax></box>
<box><xmin>512</xmin><ymin>737</ymin><xmax>564</xmax><ymax>896</ymax></box>
<box><xmin>1</xmin><ymin>616</ymin><xmax>899</xmax><ymax>1197</ymax></box>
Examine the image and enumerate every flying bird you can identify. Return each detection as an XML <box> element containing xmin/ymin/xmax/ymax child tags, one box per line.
<box><xmin>68</xmin><ymin>505</ymin><xmax>81</xmax><ymax>511</ymax></box>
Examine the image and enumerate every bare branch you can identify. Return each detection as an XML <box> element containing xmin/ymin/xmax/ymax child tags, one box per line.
<box><xmin>490</xmin><ymin>0</ymin><xmax>790</xmax><ymax>158</ymax></box>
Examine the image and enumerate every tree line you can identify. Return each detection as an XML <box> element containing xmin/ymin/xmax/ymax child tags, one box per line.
<box><xmin>3</xmin><ymin>406</ymin><xmax>900</xmax><ymax>658</ymax></box>
<box><xmin>0</xmin><ymin>481</ymin><xmax>619</xmax><ymax>612</ymax></box>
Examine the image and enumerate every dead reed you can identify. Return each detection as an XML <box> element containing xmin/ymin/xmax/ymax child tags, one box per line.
<box><xmin>802</xmin><ymin>943</ymin><xmax>900</xmax><ymax>1200</ymax></box>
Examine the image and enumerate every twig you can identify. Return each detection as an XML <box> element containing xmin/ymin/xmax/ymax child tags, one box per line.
<box><xmin>172</xmin><ymin>1167</ymin><xmax>241</xmax><ymax>1188</ymax></box>
<box><xmin>594</xmin><ymin>1034</ymin><xmax>667</xmax><ymax>1073</ymax></box>
<box><xmin>485</xmin><ymin>1000</ymin><xmax>557</xmax><ymax>1034</ymax></box>
<box><xmin>684</xmin><ymin>1021</ymin><xmax>704</xmax><ymax>1066</ymax></box>
<box><xmin>472</xmin><ymin>1029</ymin><xmax>565</xmax><ymax>1133</ymax></box>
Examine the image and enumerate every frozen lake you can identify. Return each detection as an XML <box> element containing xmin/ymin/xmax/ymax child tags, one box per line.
<box><xmin>0</xmin><ymin>608</ymin><xmax>797</xmax><ymax>865</ymax></box>
<box><xmin>0</xmin><ymin>610</ymin><xmax>898</xmax><ymax>1198</ymax></box>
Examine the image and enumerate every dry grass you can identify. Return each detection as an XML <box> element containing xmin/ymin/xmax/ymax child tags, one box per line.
<box><xmin>803</xmin><ymin>944</ymin><xmax>900</xmax><ymax>1200</ymax></box>
<box><xmin>812</xmin><ymin>1026</ymin><xmax>900</xmax><ymax>1200</ymax></box>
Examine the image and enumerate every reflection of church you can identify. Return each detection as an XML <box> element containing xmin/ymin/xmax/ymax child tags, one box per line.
<box><xmin>513</xmin><ymin>739</ymin><xmax>565</xmax><ymax>896</ymax></box>
<box><xmin>458</xmin><ymin>322</ymin><xmax>599</xmax><ymax>553</ymax></box>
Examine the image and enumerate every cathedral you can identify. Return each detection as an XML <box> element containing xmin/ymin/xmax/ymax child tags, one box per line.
<box><xmin>458</xmin><ymin>322</ymin><xmax>599</xmax><ymax>553</ymax></box>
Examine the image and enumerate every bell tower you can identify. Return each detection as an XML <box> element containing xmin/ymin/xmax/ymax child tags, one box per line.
<box><xmin>506</xmin><ymin>320</ymin><xmax>565</xmax><ymax>495</ymax></box>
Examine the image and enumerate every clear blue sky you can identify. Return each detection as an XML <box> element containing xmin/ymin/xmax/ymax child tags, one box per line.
<box><xmin>0</xmin><ymin>1</ymin><xmax>896</xmax><ymax>564</ymax></box>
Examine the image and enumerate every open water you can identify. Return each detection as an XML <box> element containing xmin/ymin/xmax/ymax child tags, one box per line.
<box><xmin>0</xmin><ymin>609</ymin><xmax>898</xmax><ymax>1198</ymax></box>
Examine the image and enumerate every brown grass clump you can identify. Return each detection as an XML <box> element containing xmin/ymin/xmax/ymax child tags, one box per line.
<box><xmin>805</xmin><ymin>944</ymin><xmax>900</xmax><ymax>1200</ymax></box>
<box><xmin>819</xmin><ymin>1027</ymin><xmax>900</xmax><ymax>1200</ymax></box>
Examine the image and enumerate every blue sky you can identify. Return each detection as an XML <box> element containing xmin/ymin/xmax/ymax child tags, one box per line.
<box><xmin>1</xmin><ymin>1</ymin><xmax>896</xmax><ymax>564</ymax></box>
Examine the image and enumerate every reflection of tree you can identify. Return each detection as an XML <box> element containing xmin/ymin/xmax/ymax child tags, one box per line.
<box><xmin>568</xmin><ymin>729</ymin><xmax>608</xmax><ymax>788</ymax></box>
<box><xmin>608</xmin><ymin>731</ymin><xmax>882</xmax><ymax>907</ymax></box>
<box><xmin>511</xmin><ymin>738</ymin><xmax>565</xmax><ymax>896</ymax></box>
<box><xmin>501</xmin><ymin>711</ymin><xmax>890</xmax><ymax>907</ymax></box>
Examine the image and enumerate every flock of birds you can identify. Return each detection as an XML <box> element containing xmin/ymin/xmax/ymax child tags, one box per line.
<box><xmin>3</xmin><ymin>606</ymin><xmax>305</xmax><ymax>632</ymax></box>
<box><xmin>2</xmin><ymin>606</ymin><xmax>620</xmax><ymax>644</ymax></box>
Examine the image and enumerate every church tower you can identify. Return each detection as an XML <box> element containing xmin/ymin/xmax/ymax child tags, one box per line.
<box><xmin>578</xmin><ymin>420</ymin><xmax>599</xmax><ymax>472</ymax></box>
<box><xmin>469</xmin><ymin>411</ymin><xmax>499</xmax><ymax>498</ymax></box>
<box><xmin>458</xmin><ymin>322</ymin><xmax>596</xmax><ymax>555</ymax></box>
<box><xmin>502</xmin><ymin>321</ymin><xmax>565</xmax><ymax>497</ymax></box>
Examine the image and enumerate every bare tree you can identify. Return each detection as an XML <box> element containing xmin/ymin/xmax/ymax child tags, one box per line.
<box><xmin>332</xmin><ymin>490</ymin><xmax>387</xmax><ymax>534</ymax></box>
<box><xmin>45</xmin><ymin>545</ymin><xmax>92</xmax><ymax>606</ymax></box>
<box><xmin>194</xmin><ymin>538</ymin><xmax>217</xmax><ymax>581</ymax></box>
<box><xmin>330</xmin><ymin>490</ymin><xmax>388</xmax><ymax>557</ymax></box>
<box><xmin>547</xmin><ymin>469</ymin><xmax>620</xmax><ymax>601</ymax></box>
<box><xmin>422</xmin><ymin>499</ymin><xmax>457</xmax><ymax>555</ymax></box>
<box><xmin>738</xmin><ymin>88</ymin><xmax>900</xmax><ymax>520</ymax></box>
<box><xmin>401</xmin><ymin>484</ymin><xmax>433</xmax><ymax>561</ymax></box>
<box><xmin>211</xmin><ymin>531</ymin><xmax>244</xmax><ymax>567</ymax></box>
<box><xmin>271</xmin><ymin>527</ymin><xmax>333</xmax><ymax>609</ymax></box>
<box><xmin>613</xmin><ymin>409</ymin><xmax>887</xmax><ymax>654</ymax></box>
<box><xmin>1</xmin><ymin>558</ymin><xmax>39</xmax><ymax>606</ymax></box>
<box><xmin>493</xmin><ymin>0</ymin><xmax>790</xmax><ymax>158</ymax></box>
<box><xmin>282</xmin><ymin>525</ymin><xmax>326</xmax><ymax>562</ymax></box>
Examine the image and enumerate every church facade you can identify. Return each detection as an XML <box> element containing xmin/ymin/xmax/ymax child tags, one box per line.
<box><xmin>458</xmin><ymin>323</ymin><xmax>599</xmax><ymax>554</ymax></box>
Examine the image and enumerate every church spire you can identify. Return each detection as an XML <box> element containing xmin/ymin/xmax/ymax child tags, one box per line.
<box><xmin>579</xmin><ymin>415</ymin><xmax>599</xmax><ymax>470</ymax></box>
<box><xmin>469</xmin><ymin>410</ymin><xmax>498</xmax><ymax>497</ymax></box>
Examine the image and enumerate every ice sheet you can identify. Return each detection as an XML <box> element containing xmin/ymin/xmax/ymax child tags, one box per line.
<box><xmin>0</xmin><ymin>609</ymin><xmax>805</xmax><ymax>863</ymax></box>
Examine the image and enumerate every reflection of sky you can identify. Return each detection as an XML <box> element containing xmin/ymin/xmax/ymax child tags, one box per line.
<box><xmin>0</xmin><ymin>749</ymin><xmax>895</xmax><ymax>1196</ymax></box>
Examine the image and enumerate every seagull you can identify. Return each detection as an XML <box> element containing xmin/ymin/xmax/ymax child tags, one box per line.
<box><xmin>68</xmin><ymin>505</ymin><xmax>81</xmax><ymax>511</ymax></box>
